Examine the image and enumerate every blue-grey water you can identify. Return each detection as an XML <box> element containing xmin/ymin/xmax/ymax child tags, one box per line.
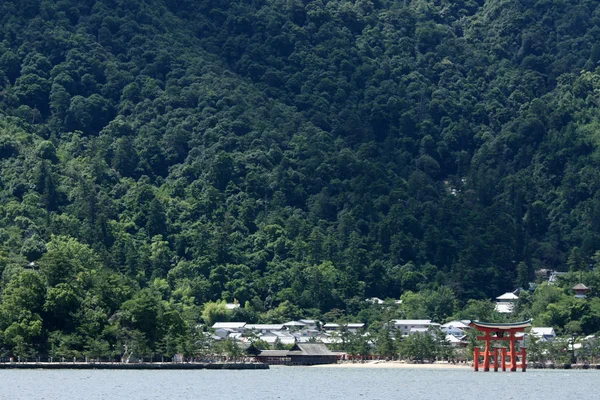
<box><xmin>2</xmin><ymin>366</ymin><xmax>598</xmax><ymax>399</ymax></box>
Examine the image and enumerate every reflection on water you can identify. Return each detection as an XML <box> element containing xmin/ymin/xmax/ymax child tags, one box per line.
<box><xmin>3</xmin><ymin>365</ymin><xmax>598</xmax><ymax>400</ymax></box>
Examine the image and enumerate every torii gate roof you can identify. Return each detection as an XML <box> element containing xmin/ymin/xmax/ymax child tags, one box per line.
<box><xmin>469</xmin><ymin>320</ymin><xmax>532</xmax><ymax>330</ymax></box>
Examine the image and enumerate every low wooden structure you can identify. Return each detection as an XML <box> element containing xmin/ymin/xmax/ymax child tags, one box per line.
<box><xmin>257</xmin><ymin>343</ymin><xmax>337</xmax><ymax>365</ymax></box>
<box><xmin>0</xmin><ymin>362</ymin><xmax>268</xmax><ymax>370</ymax></box>
<box><xmin>470</xmin><ymin>320</ymin><xmax>531</xmax><ymax>372</ymax></box>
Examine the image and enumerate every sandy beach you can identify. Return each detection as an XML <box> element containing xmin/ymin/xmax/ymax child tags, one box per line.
<box><xmin>312</xmin><ymin>361</ymin><xmax>471</xmax><ymax>369</ymax></box>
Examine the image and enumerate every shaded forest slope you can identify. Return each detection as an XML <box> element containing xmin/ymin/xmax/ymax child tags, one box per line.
<box><xmin>1</xmin><ymin>0</ymin><xmax>600</xmax><ymax>355</ymax></box>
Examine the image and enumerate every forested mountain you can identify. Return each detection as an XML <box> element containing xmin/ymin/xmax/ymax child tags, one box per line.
<box><xmin>2</xmin><ymin>0</ymin><xmax>600</xmax><ymax>357</ymax></box>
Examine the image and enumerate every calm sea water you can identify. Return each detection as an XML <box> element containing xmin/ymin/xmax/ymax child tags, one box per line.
<box><xmin>2</xmin><ymin>366</ymin><xmax>598</xmax><ymax>400</ymax></box>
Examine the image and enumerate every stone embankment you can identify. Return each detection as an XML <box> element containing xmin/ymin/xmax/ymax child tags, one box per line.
<box><xmin>0</xmin><ymin>362</ymin><xmax>269</xmax><ymax>370</ymax></box>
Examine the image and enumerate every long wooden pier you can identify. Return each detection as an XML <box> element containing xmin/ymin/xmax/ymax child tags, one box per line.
<box><xmin>0</xmin><ymin>362</ymin><xmax>269</xmax><ymax>370</ymax></box>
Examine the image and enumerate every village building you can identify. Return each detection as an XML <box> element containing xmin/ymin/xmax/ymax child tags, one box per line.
<box><xmin>283</xmin><ymin>321</ymin><xmax>306</xmax><ymax>330</ymax></box>
<box><xmin>259</xmin><ymin>331</ymin><xmax>296</xmax><ymax>346</ymax></box>
<box><xmin>323</xmin><ymin>323</ymin><xmax>340</xmax><ymax>332</ymax></box>
<box><xmin>314</xmin><ymin>332</ymin><xmax>342</xmax><ymax>344</ymax></box>
<box><xmin>441</xmin><ymin>320</ymin><xmax>471</xmax><ymax>337</ymax></box>
<box><xmin>445</xmin><ymin>334</ymin><xmax>467</xmax><ymax>348</ymax></box>
<box><xmin>211</xmin><ymin>322</ymin><xmax>247</xmax><ymax>339</ymax></box>
<box><xmin>298</xmin><ymin>319</ymin><xmax>319</xmax><ymax>329</ymax></box>
<box><xmin>494</xmin><ymin>292</ymin><xmax>519</xmax><ymax>313</ymax></box>
<box><xmin>346</xmin><ymin>323</ymin><xmax>365</xmax><ymax>333</ymax></box>
<box><xmin>548</xmin><ymin>271</ymin><xmax>567</xmax><ymax>284</ymax></box>
<box><xmin>389</xmin><ymin>319</ymin><xmax>435</xmax><ymax>335</ymax></box>
<box><xmin>365</xmin><ymin>297</ymin><xmax>402</xmax><ymax>305</ymax></box>
<box><xmin>322</xmin><ymin>323</ymin><xmax>365</xmax><ymax>333</ymax></box>
<box><xmin>256</xmin><ymin>343</ymin><xmax>338</xmax><ymax>365</ymax></box>
<box><xmin>256</xmin><ymin>350</ymin><xmax>291</xmax><ymax>365</ymax></box>
<box><xmin>213</xmin><ymin>327</ymin><xmax>235</xmax><ymax>338</ymax></box>
<box><xmin>211</xmin><ymin>322</ymin><xmax>246</xmax><ymax>332</ymax></box>
<box><xmin>529</xmin><ymin>327</ymin><xmax>556</xmax><ymax>341</ymax></box>
<box><xmin>245</xmin><ymin>324</ymin><xmax>285</xmax><ymax>334</ymax></box>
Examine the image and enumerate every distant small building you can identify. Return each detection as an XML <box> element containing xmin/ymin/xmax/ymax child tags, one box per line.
<box><xmin>494</xmin><ymin>292</ymin><xmax>518</xmax><ymax>313</ymax></box>
<box><xmin>257</xmin><ymin>343</ymin><xmax>338</xmax><ymax>365</ymax></box>
<box><xmin>346</xmin><ymin>323</ymin><xmax>365</xmax><ymax>333</ymax></box>
<box><xmin>283</xmin><ymin>321</ymin><xmax>306</xmax><ymax>329</ymax></box>
<box><xmin>445</xmin><ymin>335</ymin><xmax>467</xmax><ymax>348</ymax></box>
<box><xmin>548</xmin><ymin>271</ymin><xmax>567</xmax><ymax>284</ymax></box>
<box><xmin>213</xmin><ymin>328</ymin><xmax>235</xmax><ymax>338</ymax></box>
<box><xmin>256</xmin><ymin>350</ymin><xmax>291</xmax><ymax>365</ymax></box>
<box><xmin>260</xmin><ymin>331</ymin><xmax>296</xmax><ymax>346</ymax></box>
<box><xmin>365</xmin><ymin>297</ymin><xmax>402</xmax><ymax>305</ymax></box>
<box><xmin>410</xmin><ymin>327</ymin><xmax>430</xmax><ymax>334</ymax></box>
<box><xmin>323</xmin><ymin>323</ymin><xmax>340</xmax><ymax>332</ymax></box>
<box><xmin>441</xmin><ymin>320</ymin><xmax>471</xmax><ymax>337</ymax></box>
<box><xmin>245</xmin><ymin>324</ymin><xmax>285</xmax><ymax>334</ymax></box>
<box><xmin>530</xmin><ymin>327</ymin><xmax>556</xmax><ymax>341</ymax></box>
<box><xmin>225</xmin><ymin>303</ymin><xmax>241</xmax><ymax>310</ymax></box>
<box><xmin>322</xmin><ymin>323</ymin><xmax>365</xmax><ymax>333</ymax></box>
<box><xmin>573</xmin><ymin>283</ymin><xmax>590</xmax><ymax>298</ymax></box>
<box><xmin>298</xmin><ymin>319</ymin><xmax>319</xmax><ymax>329</ymax></box>
<box><xmin>211</xmin><ymin>322</ymin><xmax>246</xmax><ymax>333</ymax></box>
<box><xmin>315</xmin><ymin>332</ymin><xmax>342</xmax><ymax>344</ymax></box>
<box><xmin>389</xmin><ymin>319</ymin><xmax>434</xmax><ymax>335</ymax></box>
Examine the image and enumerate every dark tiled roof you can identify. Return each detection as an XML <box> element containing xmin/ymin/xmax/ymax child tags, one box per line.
<box><xmin>292</xmin><ymin>343</ymin><xmax>335</xmax><ymax>355</ymax></box>
<box><xmin>258</xmin><ymin>350</ymin><xmax>290</xmax><ymax>357</ymax></box>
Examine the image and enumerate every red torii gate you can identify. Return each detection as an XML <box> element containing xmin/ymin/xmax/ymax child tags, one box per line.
<box><xmin>470</xmin><ymin>320</ymin><xmax>531</xmax><ymax>372</ymax></box>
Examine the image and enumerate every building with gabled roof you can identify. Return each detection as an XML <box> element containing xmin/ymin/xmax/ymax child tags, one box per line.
<box><xmin>441</xmin><ymin>320</ymin><xmax>471</xmax><ymax>337</ymax></box>
<box><xmin>530</xmin><ymin>327</ymin><xmax>556</xmax><ymax>341</ymax></box>
<box><xmin>495</xmin><ymin>291</ymin><xmax>519</xmax><ymax>313</ymax></box>
<box><xmin>445</xmin><ymin>334</ymin><xmax>467</xmax><ymax>347</ymax></box>
<box><xmin>283</xmin><ymin>321</ymin><xmax>306</xmax><ymax>328</ymax></box>
<box><xmin>257</xmin><ymin>343</ymin><xmax>338</xmax><ymax>365</ymax></box>
<box><xmin>211</xmin><ymin>322</ymin><xmax>246</xmax><ymax>331</ymax></box>
<box><xmin>245</xmin><ymin>324</ymin><xmax>285</xmax><ymax>333</ymax></box>
<box><xmin>298</xmin><ymin>319</ymin><xmax>319</xmax><ymax>329</ymax></box>
<box><xmin>390</xmin><ymin>319</ymin><xmax>435</xmax><ymax>335</ymax></box>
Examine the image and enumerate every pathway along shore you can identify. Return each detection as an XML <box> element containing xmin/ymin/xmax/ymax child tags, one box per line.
<box><xmin>0</xmin><ymin>362</ymin><xmax>269</xmax><ymax>370</ymax></box>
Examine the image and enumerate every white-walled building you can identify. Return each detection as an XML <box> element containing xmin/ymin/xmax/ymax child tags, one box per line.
<box><xmin>530</xmin><ymin>327</ymin><xmax>556</xmax><ymax>341</ymax></box>
<box><xmin>245</xmin><ymin>324</ymin><xmax>285</xmax><ymax>334</ymax></box>
<box><xmin>323</xmin><ymin>323</ymin><xmax>365</xmax><ymax>333</ymax></box>
<box><xmin>390</xmin><ymin>319</ymin><xmax>435</xmax><ymax>335</ymax></box>
<box><xmin>441</xmin><ymin>320</ymin><xmax>471</xmax><ymax>337</ymax></box>
<box><xmin>211</xmin><ymin>322</ymin><xmax>246</xmax><ymax>333</ymax></box>
<box><xmin>495</xmin><ymin>292</ymin><xmax>519</xmax><ymax>313</ymax></box>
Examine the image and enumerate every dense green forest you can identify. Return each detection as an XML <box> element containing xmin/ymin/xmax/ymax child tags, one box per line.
<box><xmin>2</xmin><ymin>0</ymin><xmax>600</xmax><ymax>358</ymax></box>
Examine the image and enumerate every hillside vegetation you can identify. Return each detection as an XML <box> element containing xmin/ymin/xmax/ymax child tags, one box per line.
<box><xmin>1</xmin><ymin>0</ymin><xmax>600</xmax><ymax>357</ymax></box>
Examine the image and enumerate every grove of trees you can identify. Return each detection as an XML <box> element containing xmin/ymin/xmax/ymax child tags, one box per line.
<box><xmin>1</xmin><ymin>0</ymin><xmax>600</xmax><ymax>357</ymax></box>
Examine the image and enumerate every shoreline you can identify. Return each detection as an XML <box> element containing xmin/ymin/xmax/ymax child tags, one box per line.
<box><xmin>312</xmin><ymin>361</ymin><xmax>600</xmax><ymax>370</ymax></box>
<box><xmin>312</xmin><ymin>361</ymin><xmax>471</xmax><ymax>369</ymax></box>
